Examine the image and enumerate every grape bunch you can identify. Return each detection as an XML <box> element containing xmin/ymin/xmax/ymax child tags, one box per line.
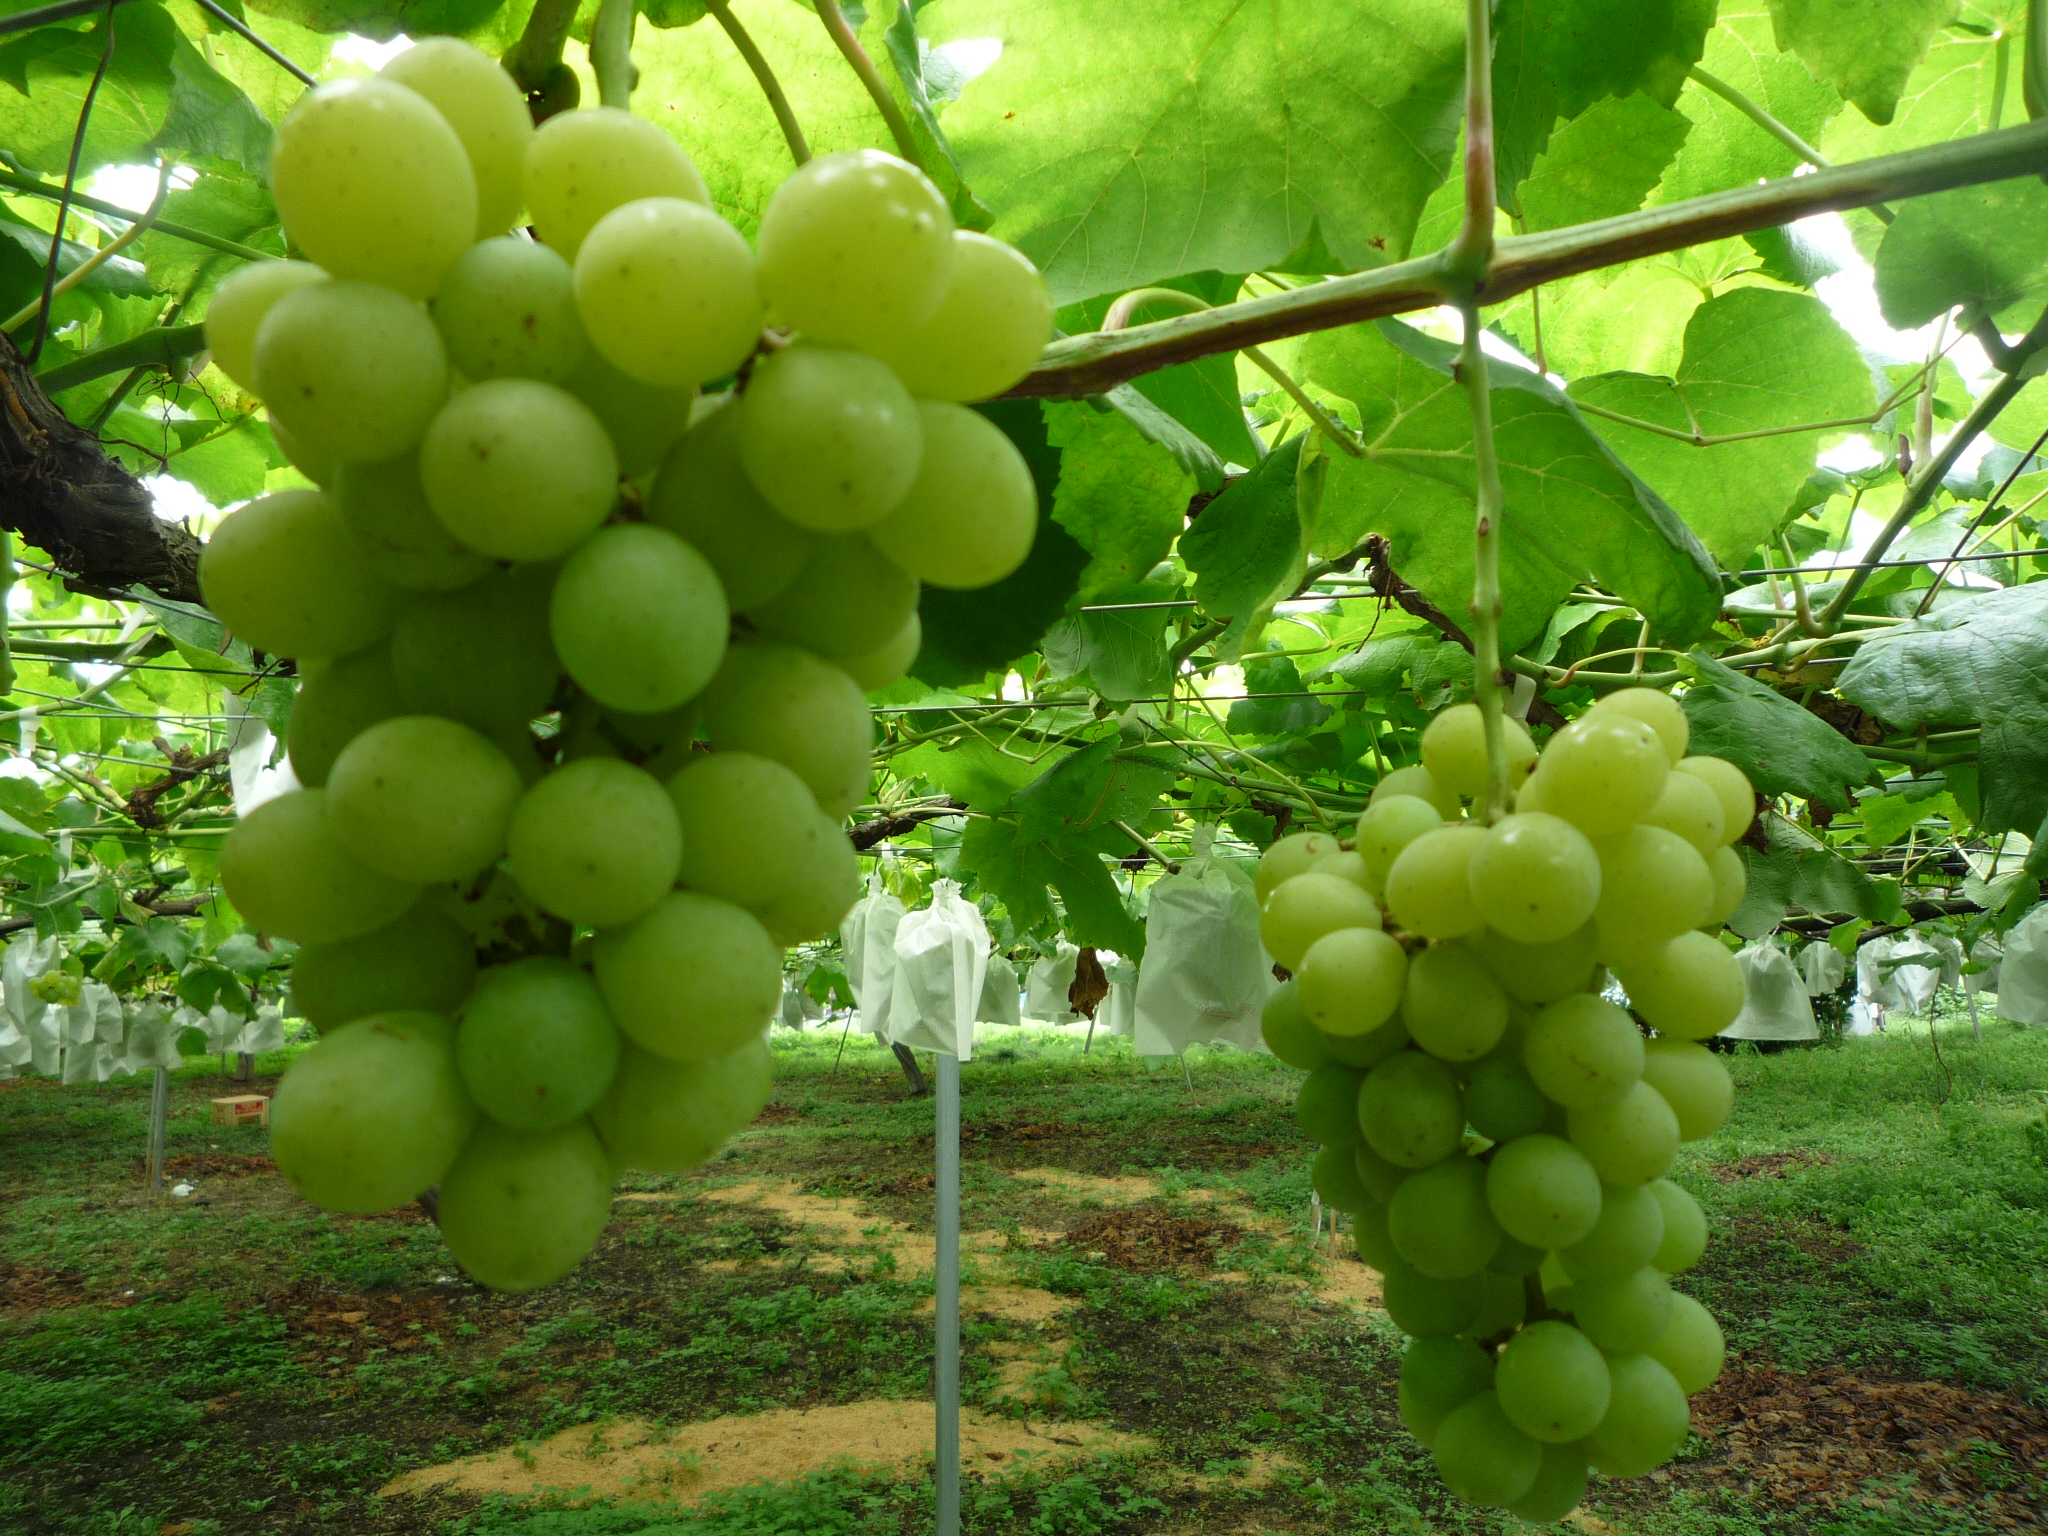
<box><xmin>199</xmin><ymin>40</ymin><xmax>1052</xmax><ymax>1293</ymax></box>
<box><xmin>1258</xmin><ymin>690</ymin><xmax>1754</xmax><ymax>1520</ymax></box>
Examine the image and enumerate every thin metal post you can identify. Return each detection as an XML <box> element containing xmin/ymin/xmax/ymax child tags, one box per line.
<box><xmin>145</xmin><ymin>1065</ymin><xmax>168</xmax><ymax>1192</ymax></box>
<box><xmin>934</xmin><ymin>1051</ymin><xmax>960</xmax><ymax>1536</ymax></box>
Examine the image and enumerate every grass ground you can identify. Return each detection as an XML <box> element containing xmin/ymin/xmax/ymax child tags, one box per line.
<box><xmin>1</xmin><ymin>1003</ymin><xmax>2044</xmax><ymax>1536</ymax></box>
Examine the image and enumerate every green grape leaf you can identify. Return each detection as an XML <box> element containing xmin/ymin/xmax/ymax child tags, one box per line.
<box><xmin>1013</xmin><ymin>738</ymin><xmax>1175</xmax><ymax>839</ymax></box>
<box><xmin>1728</xmin><ymin>815</ymin><xmax>1903</xmax><ymax>936</ymax></box>
<box><xmin>1487</xmin><ymin>257</ymin><xmax>1706</xmax><ymax>381</ymax></box>
<box><xmin>1044</xmin><ymin>399</ymin><xmax>1196</xmax><ymax>602</ymax></box>
<box><xmin>921</xmin><ymin>0</ymin><xmax>1466</xmax><ymax>305</ymax></box>
<box><xmin>168</xmin><ymin>420</ymin><xmax>272</xmax><ymax>511</ymax></box>
<box><xmin>1040</xmin><ymin>585</ymin><xmax>1176</xmax><ymax>703</ymax></box>
<box><xmin>1570</xmin><ymin>289</ymin><xmax>1875</xmax><ymax>568</ymax></box>
<box><xmin>960</xmin><ymin>817</ymin><xmax>1147</xmax><ymax>955</ymax></box>
<box><xmin>1765</xmin><ymin>0</ymin><xmax>1957</xmax><ymax>126</ymax></box>
<box><xmin>152</xmin><ymin>33</ymin><xmax>272</xmax><ymax>176</ymax></box>
<box><xmin>1977</xmin><ymin>715</ymin><xmax>2048</xmax><ymax>838</ymax></box>
<box><xmin>1990</xmin><ymin>382</ymin><xmax>2048</xmax><ymax>452</ymax></box>
<box><xmin>1743</xmin><ymin>224</ymin><xmax>1843</xmax><ymax>290</ymax></box>
<box><xmin>1061</xmin><ymin>277</ymin><xmax>1260</xmax><ymax>469</ymax></box>
<box><xmin>1180</xmin><ymin>436</ymin><xmax>1308</xmax><ymax>623</ymax></box>
<box><xmin>1302</xmin><ymin>318</ymin><xmax>1721</xmax><ymax>654</ymax></box>
<box><xmin>0</xmin><ymin>212</ymin><xmax>150</xmax><ymax>299</ymax></box>
<box><xmin>914</xmin><ymin>400</ymin><xmax>1088</xmax><ymax>686</ymax></box>
<box><xmin>892</xmin><ymin>734</ymin><xmax>1044</xmax><ymax>814</ymax></box>
<box><xmin>0</xmin><ymin>7</ymin><xmax>178</xmax><ymax>176</ymax></box>
<box><xmin>1836</xmin><ymin>581</ymin><xmax>2048</xmax><ymax>728</ymax></box>
<box><xmin>1873</xmin><ymin>178</ymin><xmax>2048</xmax><ymax>331</ymax></box>
<box><xmin>1513</xmin><ymin>89</ymin><xmax>1691</xmax><ymax>231</ymax></box>
<box><xmin>1820</xmin><ymin>21</ymin><xmax>2005</xmax><ymax>162</ymax></box>
<box><xmin>239</xmin><ymin>0</ymin><xmax>504</xmax><ymax>42</ymax></box>
<box><xmin>1228</xmin><ymin>654</ymin><xmax>1332</xmax><ymax>738</ymax></box>
<box><xmin>1680</xmin><ymin>651</ymin><xmax>1879</xmax><ymax>810</ymax></box>
<box><xmin>135</xmin><ymin>172</ymin><xmax>283</xmax><ymax>297</ymax></box>
<box><xmin>1652</xmin><ymin>6</ymin><xmax>1842</xmax><ymax>206</ymax></box>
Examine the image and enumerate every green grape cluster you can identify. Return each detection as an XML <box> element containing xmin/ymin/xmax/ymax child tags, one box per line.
<box><xmin>203</xmin><ymin>41</ymin><xmax>1054</xmax><ymax>1294</ymax></box>
<box><xmin>1259</xmin><ymin>690</ymin><xmax>1753</xmax><ymax>1520</ymax></box>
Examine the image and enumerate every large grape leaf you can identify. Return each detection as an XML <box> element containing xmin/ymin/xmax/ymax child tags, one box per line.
<box><xmin>1302</xmin><ymin>319</ymin><xmax>1722</xmax><ymax>655</ymax></box>
<box><xmin>0</xmin><ymin>7</ymin><xmax>178</xmax><ymax>175</ymax></box>
<box><xmin>1729</xmin><ymin>815</ymin><xmax>1903</xmax><ymax>937</ymax></box>
<box><xmin>153</xmin><ymin>33</ymin><xmax>272</xmax><ymax>177</ymax></box>
<box><xmin>1061</xmin><ymin>276</ymin><xmax>1259</xmax><ymax>468</ymax></box>
<box><xmin>1765</xmin><ymin>0</ymin><xmax>1956</xmax><ymax>126</ymax></box>
<box><xmin>920</xmin><ymin>0</ymin><xmax>1465</xmax><ymax>305</ymax></box>
<box><xmin>1570</xmin><ymin>289</ymin><xmax>1875</xmax><ymax>568</ymax></box>
<box><xmin>240</xmin><ymin>0</ymin><xmax>502</xmax><ymax>42</ymax></box>
<box><xmin>1043</xmin><ymin>400</ymin><xmax>1195</xmax><ymax>602</ymax></box>
<box><xmin>1820</xmin><ymin>19</ymin><xmax>2006</xmax><ymax>162</ymax></box>
<box><xmin>136</xmin><ymin>173</ymin><xmax>283</xmax><ymax>297</ymax></box>
<box><xmin>1651</xmin><ymin>6</ymin><xmax>1841</xmax><ymax>206</ymax></box>
<box><xmin>1488</xmin><ymin>259</ymin><xmax>1705</xmax><ymax>381</ymax></box>
<box><xmin>1835</xmin><ymin>581</ymin><xmax>2048</xmax><ymax>727</ymax></box>
<box><xmin>1180</xmin><ymin>435</ymin><xmax>1308</xmax><ymax>624</ymax></box>
<box><xmin>1513</xmin><ymin>90</ymin><xmax>1690</xmax><ymax>231</ymax></box>
<box><xmin>1873</xmin><ymin>178</ymin><xmax>2048</xmax><ymax>331</ymax></box>
<box><xmin>1040</xmin><ymin>582</ymin><xmax>1177</xmax><ymax>701</ymax></box>
<box><xmin>960</xmin><ymin>818</ymin><xmax>1148</xmax><ymax>953</ymax></box>
<box><xmin>1680</xmin><ymin>652</ymin><xmax>1878</xmax><ymax>810</ymax></box>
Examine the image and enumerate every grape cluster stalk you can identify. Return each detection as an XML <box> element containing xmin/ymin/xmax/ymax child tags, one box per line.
<box><xmin>201</xmin><ymin>39</ymin><xmax>1054</xmax><ymax>1293</ymax></box>
<box><xmin>1259</xmin><ymin>690</ymin><xmax>1755</xmax><ymax>1519</ymax></box>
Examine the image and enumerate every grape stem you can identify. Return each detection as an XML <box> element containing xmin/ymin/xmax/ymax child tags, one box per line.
<box><xmin>591</xmin><ymin>0</ymin><xmax>637</xmax><ymax>109</ymax></box>
<box><xmin>706</xmin><ymin>0</ymin><xmax>811</xmax><ymax>165</ymax></box>
<box><xmin>1451</xmin><ymin>0</ymin><xmax>1511</xmax><ymax>824</ymax></box>
<box><xmin>813</xmin><ymin>0</ymin><xmax>924</xmax><ymax>169</ymax></box>
<box><xmin>504</xmin><ymin>0</ymin><xmax>581</xmax><ymax>94</ymax></box>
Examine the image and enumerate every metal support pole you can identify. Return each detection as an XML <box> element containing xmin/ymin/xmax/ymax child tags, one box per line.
<box><xmin>934</xmin><ymin>1050</ymin><xmax>960</xmax><ymax>1536</ymax></box>
<box><xmin>145</xmin><ymin>1065</ymin><xmax>168</xmax><ymax>1192</ymax></box>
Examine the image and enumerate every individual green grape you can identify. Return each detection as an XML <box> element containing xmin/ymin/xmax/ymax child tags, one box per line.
<box><xmin>565</xmin><ymin>345</ymin><xmax>696</xmax><ymax>476</ymax></box>
<box><xmin>755</xmin><ymin>149</ymin><xmax>954</xmax><ymax>350</ymax></box>
<box><xmin>1309</xmin><ymin>848</ymin><xmax>1373</xmax><ymax>894</ymax></box>
<box><xmin>420</xmin><ymin>379</ymin><xmax>619</xmax><ymax>561</ymax></box>
<box><xmin>1354</xmin><ymin>1200</ymin><xmax>1400</xmax><ymax>1269</ymax></box>
<box><xmin>1640</xmin><ymin>1039</ymin><xmax>1733</xmax><ymax>1141</ymax></box>
<box><xmin>1647</xmin><ymin>1179</ymin><xmax>1708</xmax><ymax>1274</ymax></box>
<box><xmin>331</xmin><ymin>453</ymin><xmax>491</xmax><ymax>593</ymax></box>
<box><xmin>1522</xmin><ymin>994</ymin><xmax>1644</xmax><ymax>1110</ymax></box>
<box><xmin>1594</xmin><ymin>825</ymin><xmax>1713</xmax><ymax>964</ymax></box>
<box><xmin>1260</xmin><ymin>981</ymin><xmax>1331</xmax><ymax>1070</ymax></box>
<box><xmin>1358</xmin><ymin>1050</ymin><xmax>1463</xmax><ymax>1169</ymax></box>
<box><xmin>200</xmin><ymin>491</ymin><xmax>400</xmax><ymax>661</ymax></box>
<box><xmin>1468</xmin><ymin>812</ymin><xmax>1602</xmax><ymax>944</ymax></box>
<box><xmin>431</xmin><ymin>237</ymin><xmax>585</xmax><ymax>383</ymax></box>
<box><xmin>575</xmin><ymin>197</ymin><xmax>762</xmax><ymax>387</ymax></box>
<box><xmin>204</xmin><ymin>260</ymin><xmax>326</xmax><ymax>391</ymax></box>
<box><xmin>1397</xmin><ymin>1336</ymin><xmax>1494</xmax><ymax>1447</ymax></box>
<box><xmin>1255</xmin><ymin>830</ymin><xmax>1345</xmax><ymax>903</ymax></box>
<box><xmin>1588</xmin><ymin>686</ymin><xmax>1688</xmax><ymax>766</ymax></box>
<box><xmin>1434</xmin><ymin>1391</ymin><xmax>1542</xmax><ymax>1508</ymax></box>
<box><xmin>269</xmin><ymin>77</ymin><xmax>476</xmax><ymax>298</ymax></box>
<box><xmin>590</xmin><ymin>1037</ymin><xmax>773</xmax><ymax>1173</ymax></box>
<box><xmin>389</xmin><ymin>564</ymin><xmax>561</xmax><ymax>736</ymax></box>
<box><xmin>1312</xmin><ymin>1142</ymin><xmax>1375</xmax><ymax>1214</ymax></box>
<box><xmin>1494</xmin><ymin>1320</ymin><xmax>1611</xmax><ymax>1442</ymax></box>
<box><xmin>1460</xmin><ymin>1268</ymin><xmax>1528</xmax><ymax>1340</ymax></box>
<box><xmin>325</xmin><ymin>716</ymin><xmax>524</xmax><ymax>883</ymax></box>
<box><xmin>1260</xmin><ymin>872</ymin><xmax>1381</xmax><ymax>971</ymax></box>
<box><xmin>1354</xmin><ymin>1138</ymin><xmax>1410</xmax><ymax>1203</ymax></box>
<box><xmin>1354</xmin><ymin>794</ymin><xmax>1443</xmax><ymax>891</ymax></box>
<box><xmin>1464</xmin><ymin>1055</ymin><xmax>1549</xmax><ymax>1143</ymax></box>
<box><xmin>864</xmin><ymin>231</ymin><xmax>1053</xmax><ymax>401</ymax></box>
<box><xmin>1586</xmin><ymin>1354</ymin><xmax>1690</xmax><ymax>1477</ymax></box>
<box><xmin>506</xmin><ymin>759</ymin><xmax>681</xmax><ymax>928</ymax></box>
<box><xmin>381</xmin><ymin>38</ymin><xmax>531</xmax><ymax>239</ymax></box>
<box><xmin>1614</xmin><ymin>931</ymin><xmax>1745</xmax><ymax>1041</ymax></box>
<box><xmin>289</xmin><ymin>648</ymin><xmax>403</xmax><ymax>790</ymax></box>
<box><xmin>256</xmin><ymin>280</ymin><xmax>451</xmax><ymax>465</ymax></box>
<box><xmin>270</xmin><ymin>1011</ymin><xmax>475</xmax><ymax>1212</ymax></box>
<box><xmin>594</xmin><ymin>891</ymin><xmax>781</xmax><ymax>1060</ymax></box>
<box><xmin>524</xmin><ymin>106</ymin><xmax>709</xmax><ymax>257</ymax></box>
<box><xmin>1536</xmin><ymin>714</ymin><xmax>1670</xmax><ymax>837</ymax></box>
<box><xmin>1647</xmin><ymin>1293</ymin><xmax>1724</xmax><ymax>1393</ymax></box>
<box><xmin>1381</xmin><ymin>1260</ymin><xmax>1485</xmax><ymax>1337</ymax></box>
<box><xmin>221</xmin><ymin>789</ymin><xmax>419</xmax><ymax>944</ymax></box>
<box><xmin>1571</xmin><ymin>1264</ymin><xmax>1674</xmax><ymax>1353</ymax></box>
<box><xmin>1385</xmin><ymin>825</ymin><xmax>1489</xmax><ymax>939</ymax></box>
<box><xmin>737</xmin><ymin>344</ymin><xmax>924</xmax><ymax>532</ymax></box>
<box><xmin>270</xmin><ymin>417</ymin><xmax>337</xmax><ymax>486</ymax></box>
<box><xmin>700</xmin><ymin>642</ymin><xmax>872</xmax><ymax>820</ymax></box>
<box><xmin>747</xmin><ymin>814</ymin><xmax>861</xmax><ymax>945</ymax></box>
<box><xmin>1388</xmin><ymin>1154</ymin><xmax>1501</xmax><ymax>1278</ymax></box>
<box><xmin>839</xmin><ymin>613</ymin><xmax>922</xmax><ymax>693</ymax></box>
<box><xmin>1489</xmin><ymin>1233</ymin><xmax>1545</xmax><ymax>1277</ymax></box>
<box><xmin>1400</xmin><ymin>942</ymin><xmax>1509</xmax><ymax>1061</ymax></box>
<box><xmin>1324</xmin><ymin>1012</ymin><xmax>1411</xmax><ymax>1071</ymax></box>
<box><xmin>645</xmin><ymin>395</ymin><xmax>815</xmax><ymax>610</ymax></box>
<box><xmin>1639</xmin><ymin>769</ymin><xmax>1725</xmax><ymax>855</ymax></box>
<box><xmin>1421</xmin><ymin>702</ymin><xmax>1538</xmax><ymax>799</ymax></box>
<box><xmin>1372</xmin><ymin>763</ymin><xmax>1462</xmax><ymax>820</ymax></box>
<box><xmin>1705</xmin><ymin>844</ymin><xmax>1747</xmax><ymax>926</ymax></box>
<box><xmin>1559</xmin><ymin>1183</ymin><xmax>1665</xmax><ymax>1279</ymax></box>
<box><xmin>1568</xmin><ymin>1080</ymin><xmax>1681</xmax><ymax>1185</ymax></box>
<box><xmin>865</xmin><ymin>402</ymin><xmax>1037</xmax><ymax>588</ymax></box>
<box><xmin>291</xmin><ymin>906</ymin><xmax>476</xmax><ymax>1030</ymax></box>
<box><xmin>1471</xmin><ymin>923</ymin><xmax>1600</xmax><ymax>1005</ymax></box>
<box><xmin>552</xmin><ymin>524</ymin><xmax>728</xmax><ymax>714</ymax></box>
<box><xmin>1675</xmin><ymin>755</ymin><xmax>1754</xmax><ymax>843</ymax></box>
<box><xmin>1294</xmin><ymin>1064</ymin><xmax>1365</xmax><ymax>1145</ymax></box>
<box><xmin>455</xmin><ymin>957</ymin><xmax>621</xmax><ymax>1130</ymax></box>
<box><xmin>1485</xmin><ymin>1132</ymin><xmax>1603</xmax><ymax>1249</ymax></box>
<box><xmin>670</xmin><ymin>752</ymin><xmax>824</xmax><ymax>909</ymax></box>
<box><xmin>1509</xmin><ymin>1442</ymin><xmax>1589</xmax><ymax>1524</ymax></box>
<box><xmin>1296</xmin><ymin>927</ymin><xmax>1407</xmax><ymax>1037</ymax></box>
<box><xmin>747</xmin><ymin>535</ymin><xmax>919</xmax><ymax>660</ymax></box>
<box><xmin>437</xmin><ymin>1119</ymin><xmax>613</xmax><ymax>1292</ymax></box>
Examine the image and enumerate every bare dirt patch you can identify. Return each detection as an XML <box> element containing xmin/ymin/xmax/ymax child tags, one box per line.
<box><xmin>1689</xmin><ymin>1364</ymin><xmax>2048</xmax><ymax>1526</ymax></box>
<box><xmin>268</xmin><ymin>1279</ymin><xmax>514</xmax><ymax>1371</ymax></box>
<box><xmin>1711</xmin><ymin>1150</ymin><xmax>1834</xmax><ymax>1182</ymax></box>
<box><xmin>1059</xmin><ymin>1208</ymin><xmax>1241</xmax><ymax>1271</ymax></box>
<box><xmin>381</xmin><ymin>1401</ymin><xmax>1150</xmax><ymax>1505</ymax></box>
<box><xmin>0</xmin><ymin>1259</ymin><xmax>92</xmax><ymax>1314</ymax></box>
<box><xmin>1009</xmin><ymin>1167</ymin><xmax>1162</xmax><ymax>1205</ymax></box>
<box><xmin>916</xmin><ymin>1285</ymin><xmax>1079</xmax><ymax>1325</ymax></box>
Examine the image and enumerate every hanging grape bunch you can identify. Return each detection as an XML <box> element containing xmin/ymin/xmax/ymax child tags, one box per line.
<box><xmin>200</xmin><ymin>40</ymin><xmax>1053</xmax><ymax>1293</ymax></box>
<box><xmin>1259</xmin><ymin>690</ymin><xmax>1752</xmax><ymax>1520</ymax></box>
